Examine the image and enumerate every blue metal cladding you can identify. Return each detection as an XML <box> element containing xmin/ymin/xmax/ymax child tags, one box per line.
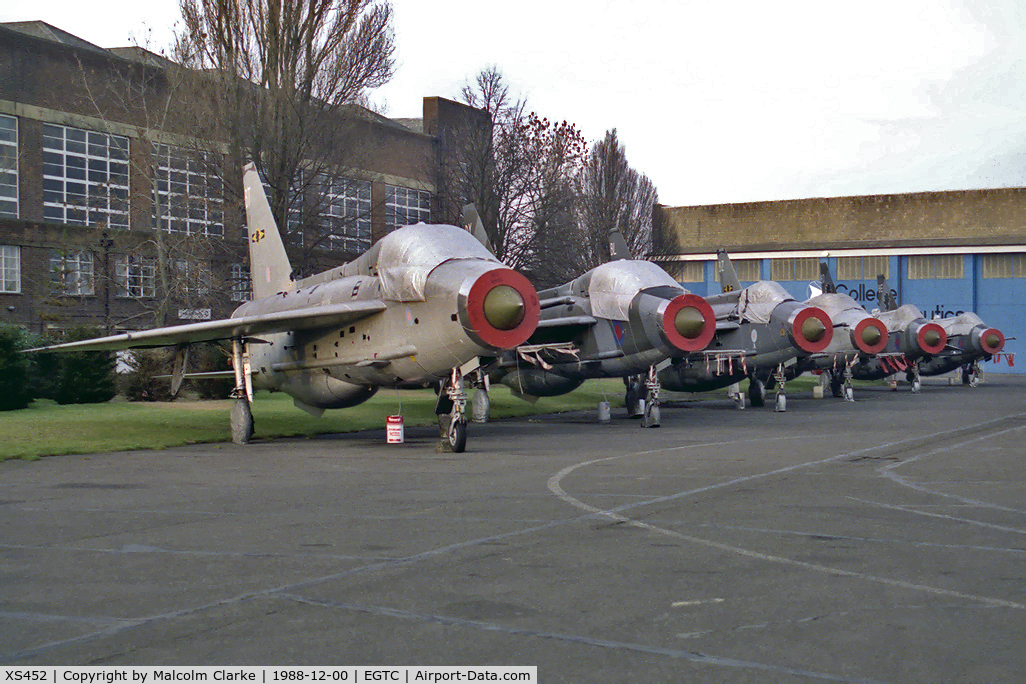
<box><xmin>683</xmin><ymin>253</ymin><xmax>1020</xmax><ymax>374</ymax></box>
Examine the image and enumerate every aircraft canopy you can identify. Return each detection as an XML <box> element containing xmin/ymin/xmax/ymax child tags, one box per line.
<box><xmin>738</xmin><ymin>280</ymin><xmax>794</xmax><ymax>324</ymax></box>
<box><xmin>377</xmin><ymin>224</ymin><xmax>499</xmax><ymax>301</ymax></box>
<box><xmin>588</xmin><ymin>260</ymin><xmax>681</xmax><ymax>320</ymax></box>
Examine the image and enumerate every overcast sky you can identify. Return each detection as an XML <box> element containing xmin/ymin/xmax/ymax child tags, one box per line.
<box><xmin>3</xmin><ymin>0</ymin><xmax>1025</xmax><ymax>206</ymax></box>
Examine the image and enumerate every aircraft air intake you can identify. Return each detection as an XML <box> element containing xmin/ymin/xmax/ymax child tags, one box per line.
<box><xmin>853</xmin><ymin>317</ymin><xmax>888</xmax><ymax>354</ymax></box>
<box><xmin>915</xmin><ymin>322</ymin><xmax>947</xmax><ymax>355</ymax></box>
<box><xmin>662</xmin><ymin>294</ymin><xmax>716</xmax><ymax>352</ymax></box>
<box><xmin>789</xmin><ymin>306</ymin><xmax>833</xmax><ymax>353</ymax></box>
<box><xmin>972</xmin><ymin>327</ymin><xmax>1005</xmax><ymax>355</ymax></box>
<box><xmin>459</xmin><ymin>268</ymin><xmax>540</xmax><ymax>350</ymax></box>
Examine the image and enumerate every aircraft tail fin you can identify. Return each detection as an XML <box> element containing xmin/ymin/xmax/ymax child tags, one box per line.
<box><xmin>462</xmin><ymin>204</ymin><xmax>495</xmax><ymax>255</ymax></box>
<box><xmin>717</xmin><ymin>249</ymin><xmax>742</xmax><ymax>293</ymax></box>
<box><xmin>243</xmin><ymin>162</ymin><xmax>294</xmax><ymax>299</ymax></box>
<box><xmin>820</xmin><ymin>261</ymin><xmax>836</xmax><ymax>293</ymax></box>
<box><xmin>609</xmin><ymin>230</ymin><xmax>633</xmax><ymax>261</ymax></box>
<box><xmin>877</xmin><ymin>274</ymin><xmax>898</xmax><ymax>311</ymax></box>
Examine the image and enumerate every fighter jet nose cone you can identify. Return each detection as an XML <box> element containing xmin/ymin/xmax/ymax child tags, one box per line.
<box><xmin>985</xmin><ymin>333</ymin><xmax>1001</xmax><ymax>350</ymax></box>
<box><xmin>674</xmin><ymin>306</ymin><xmax>706</xmax><ymax>339</ymax></box>
<box><xmin>924</xmin><ymin>329</ymin><xmax>941</xmax><ymax>348</ymax></box>
<box><xmin>483</xmin><ymin>285</ymin><xmax>526</xmax><ymax>331</ymax></box>
<box><xmin>802</xmin><ymin>317</ymin><xmax>827</xmax><ymax>343</ymax></box>
<box><xmin>861</xmin><ymin>326</ymin><xmax>881</xmax><ymax>347</ymax></box>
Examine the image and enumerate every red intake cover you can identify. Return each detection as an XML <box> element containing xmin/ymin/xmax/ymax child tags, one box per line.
<box><xmin>792</xmin><ymin>306</ymin><xmax>833</xmax><ymax>353</ymax></box>
<box><xmin>854</xmin><ymin>317</ymin><xmax>888</xmax><ymax>355</ymax></box>
<box><xmin>463</xmin><ymin>268</ymin><xmax>540</xmax><ymax>350</ymax></box>
<box><xmin>662</xmin><ymin>293</ymin><xmax>716</xmax><ymax>352</ymax></box>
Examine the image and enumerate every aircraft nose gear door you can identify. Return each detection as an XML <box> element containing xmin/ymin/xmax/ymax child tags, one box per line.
<box><xmin>230</xmin><ymin>339</ymin><xmax>255</xmax><ymax>444</ymax></box>
<box><xmin>436</xmin><ymin>367</ymin><xmax>468</xmax><ymax>452</ymax></box>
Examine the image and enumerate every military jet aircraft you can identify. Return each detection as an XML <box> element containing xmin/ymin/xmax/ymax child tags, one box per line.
<box><xmin>918</xmin><ymin>312</ymin><xmax>1005</xmax><ymax>385</ymax></box>
<box><xmin>857</xmin><ymin>274</ymin><xmax>1005</xmax><ymax>386</ymax></box>
<box><xmin>482</xmin><ymin>231</ymin><xmax>717</xmax><ymax>427</ymax></box>
<box><xmin>788</xmin><ymin>263</ymin><xmax>891</xmax><ymax>400</ymax></box>
<box><xmin>26</xmin><ymin>162</ymin><xmax>541</xmax><ymax>452</ymax></box>
<box><xmin>848</xmin><ymin>275</ymin><xmax>948</xmax><ymax>391</ymax></box>
<box><xmin>656</xmin><ymin>250</ymin><xmax>834</xmax><ymax>411</ymax></box>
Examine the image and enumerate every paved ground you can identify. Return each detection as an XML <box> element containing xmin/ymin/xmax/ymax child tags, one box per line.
<box><xmin>2</xmin><ymin>375</ymin><xmax>1024</xmax><ymax>682</ymax></box>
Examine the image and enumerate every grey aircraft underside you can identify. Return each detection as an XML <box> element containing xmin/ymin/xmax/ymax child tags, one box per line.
<box><xmin>26</xmin><ymin>163</ymin><xmax>541</xmax><ymax>452</ymax></box>
<box><xmin>484</xmin><ymin>232</ymin><xmax>717</xmax><ymax>427</ymax></box>
<box><xmin>656</xmin><ymin>250</ymin><xmax>835</xmax><ymax>411</ymax></box>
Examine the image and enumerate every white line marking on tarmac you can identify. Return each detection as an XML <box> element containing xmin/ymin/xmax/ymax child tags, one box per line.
<box><xmin>546</xmin><ymin>419</ymin><xmax>1026</xmax><ymax>611</ymax></box>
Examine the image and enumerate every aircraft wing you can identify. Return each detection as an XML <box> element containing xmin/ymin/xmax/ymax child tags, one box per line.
<box><xmin>25</xmin><ymin>300</ymin><xmax>387</xmax><ymax>353</ymax></box>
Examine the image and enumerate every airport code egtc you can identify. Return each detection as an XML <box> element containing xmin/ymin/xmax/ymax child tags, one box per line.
<box><xmin>2</xmin><ymin>669</ymin><xmax>536</xmax><ymax>684</ymax></box>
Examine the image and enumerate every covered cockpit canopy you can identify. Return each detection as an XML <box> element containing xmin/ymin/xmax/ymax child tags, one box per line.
<box><xmin>938</xmin><ymin>311</ymin><xmax>985</xmax><ymax>332</ymax></box>
<box><xmin>377</xmin><ymin>225</ymin><xmax>499</xmax><ymax>301</ymax></box>
<box><xmin>588</xmin><ymin>260</ymin><xmax>682</xmax><ymax>320</ymax></box>
<box><xmin>738</xmin><ymin>281</ymin><xmax>794</xmax><ymax>324</ymax></box>
<box><xmin>808</xmin><ymin>292</ymin><xmax>866</xmax><ymax>317</ymax></box>
<box><xmin>877</xmin><ymin>304</ymin><xmax>927</xmax><ymax>331</ymax></box>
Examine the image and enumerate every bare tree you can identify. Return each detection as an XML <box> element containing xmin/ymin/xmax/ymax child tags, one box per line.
<box><xmin>449</xmin><ymin>68</ymin><xmax>587</xmax><ymax>286</ymax></box>
<box><xmin>175</xmin><ymin>0</ymin><xmax>396</xmax><ymax>273</ymax></box>
<box><xmin>578</xmin><ymin>128</ymin><xmax>660</xmax><ymax>266</ymax></box>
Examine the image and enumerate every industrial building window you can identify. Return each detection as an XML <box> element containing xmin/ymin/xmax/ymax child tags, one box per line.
<box><xmin>42</xmin><ymin>124</ymin><xmax>129</xmax><ymax>229</ymax></box>
<box><xmin>231</xmin><ymin>264</ymin><xmax>252</xmax><ymax>302</ymax></box>
<box><xmin>0</xmin><ymin>115</ymin><xmax>17</xmax><ymax>218</ymax></box>
<box><xmin>0</xmin><ymin>245</ymin><xmax>20</xmax><ymax>293</ymax></box>
<box><xmin>385</xmin><ymin>185</ymin><xmax>430</xmax><ymax>231</ymax></box>
<box><xmin>837</xmin><ymin>256</ymin><xmax>889</xmax><ymax>280</ymax></box>
<box><xmin>153</xmin><ymin>144</ymin><xmax>224</xmax><ymax>237</ymax></box>
<box><xmin>907</xmin><ymin>254</ymin><xmax>964</xmax><ymax>280</ymax></box>
<box><xmin>115</xmin><ymin>254</ymin><xmax>156</xmax><ymax>298</ymax></box>
<box><xmin>172</xmin><ymin>259</ymin><xmax>211</xmax><ymax>297</ymax></box>
<box><xmin>664</xmin><ymin>261</ymin><xmax>704</xmax><ymax>283</ymax></box>
<box><xmin>318</xmin><ymin>176</ymin><xmax>372</xmax><ymax>252</ymax></box>
<box><xmin>770</xmin><ymin>257</ymin><xmax>819</xmax><ymax>282</ymax></box>
<box><xmin>714</xmin><ymin>259</ymin><xmax>761</xmax><ymax>283</ymax></box>
<box><xmin>981</xmin><ymin>253</ymin><xmax>1026</xmax><ymax>279</ymax></box>
<box><xmin>50</xmin><ymin>250</ymin><xmax>95</xmax><ymax>296</ymax></box>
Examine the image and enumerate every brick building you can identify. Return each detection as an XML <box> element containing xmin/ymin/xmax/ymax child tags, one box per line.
<box><xmin>0</xmin><ymin>21</ymin><xmax>489</xmax><ymax>335</ymax></box>
<box><xmin>655</xmin><ymin>189</ymin><xmax>1026</xmax><ymax>373</ymax></box>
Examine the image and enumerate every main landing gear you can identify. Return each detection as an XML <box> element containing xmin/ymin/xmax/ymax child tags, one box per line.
<box><xmin>230</xmin><ymin>339</ymin><xmax>255</xmax><ymax>445</ymax></box>
<box><xmin>624</xmin><ymin>375</ymin><xmax>644</xmax><ymax>418</ymax></box>
<box><xmin>961</xmin><ymin>361</ymin><xmax>981</xmax><ymax>387</ymax></box>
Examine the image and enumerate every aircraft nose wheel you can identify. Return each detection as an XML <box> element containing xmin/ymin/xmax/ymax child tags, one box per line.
<box><xmin>448</xmin><ymin>415</ymin><xmax>467</xmax><ymax>452</ymax></box>
<box><xmin>436</xmin><ymin>367</ymin><xmax>469</xmax><ymax>453</ymax></box>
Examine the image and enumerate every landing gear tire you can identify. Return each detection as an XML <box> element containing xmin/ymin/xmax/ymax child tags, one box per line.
<box><xmin>230</xmin><ymin>397</ymin><xmax>254</xmax><ymax>445</ymax></box>
<box><xmin>448</xmin><ymin>417</ymin><xmax>467</xmax><ymax>453</ymax></box>
<box><xmin>748</xmin><ymin>377</ymin><xmax>766</xmax><ymax>408</ymax></box>
<box><xmin>829</xmin><ymin>372</ymin><xmax>843</xmax><ymax>398</ymax></box>
<box><xmin>625</xmin><ymin>375</ymin><xmax>644</xmax><ymax>418</ymax></box>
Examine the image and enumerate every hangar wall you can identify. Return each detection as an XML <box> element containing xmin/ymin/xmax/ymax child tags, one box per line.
<box><xmin>655</xmin><ymin>190</ymin><xmax>1026</xmax><ymax>374</ymax></box>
